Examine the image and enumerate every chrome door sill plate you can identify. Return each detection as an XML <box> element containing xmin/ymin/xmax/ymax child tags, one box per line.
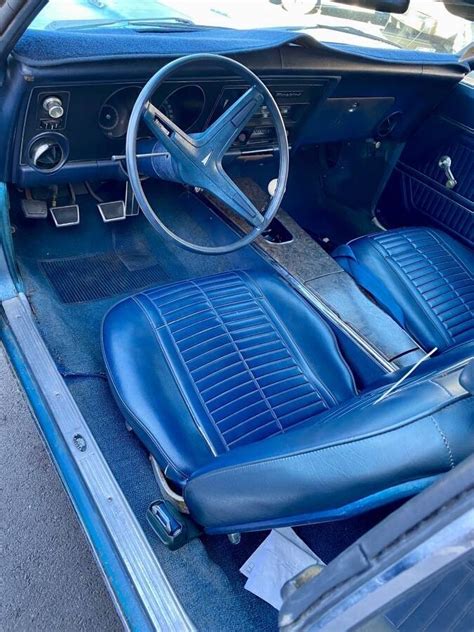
<box><xmin>2</xmin><ymin>293</ymin><xmax>194</xmax><ymax>632</ymax></box>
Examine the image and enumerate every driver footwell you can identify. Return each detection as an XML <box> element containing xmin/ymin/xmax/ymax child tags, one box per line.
<box><xmin>40</xmin><ymin>250</ymin><xmax>171</xmax><ymax>304</ymax></box>
<box><xmin>25</xmin><ymin>181</ymin><xmax>268</xmax><ymax>305</ymax></box>
<box><xmin>11</xmin><ymin>181</ymin><xmax>396</xmax><ymax>632</ymax></box>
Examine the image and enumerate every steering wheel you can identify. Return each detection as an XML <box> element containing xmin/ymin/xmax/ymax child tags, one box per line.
<box><xmin>126</xmin><ymin>53</ymin><xmax>289</xmax><ymax>254</ymax></box>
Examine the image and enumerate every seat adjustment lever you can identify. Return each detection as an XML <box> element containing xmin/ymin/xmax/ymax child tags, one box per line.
<box><xmin>147</xmin><ymin>500</ymin><xmax>201</xmax><ymax>550</ymax></box>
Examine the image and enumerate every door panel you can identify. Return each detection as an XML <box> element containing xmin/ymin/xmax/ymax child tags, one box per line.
<box><xmin>380</xmin><ymin>79</ymin><xmax>473</xmax><ymax>246</ymax></box>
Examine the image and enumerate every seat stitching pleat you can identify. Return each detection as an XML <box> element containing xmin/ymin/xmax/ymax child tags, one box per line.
<box><xmin>372</xmin><ymin>229</ymin><xmax>474</xmax><ymax>346</ymax></box>
<box><xmin>142</xmin><ymin>272</ymin><xmax>333</xmax><ymax>450</ymax></box>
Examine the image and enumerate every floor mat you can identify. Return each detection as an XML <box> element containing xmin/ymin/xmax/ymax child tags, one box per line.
<box><xmin>40</xmin><ymin>251</ymin><xmax>170</xmax><ymax>303</ymax></box>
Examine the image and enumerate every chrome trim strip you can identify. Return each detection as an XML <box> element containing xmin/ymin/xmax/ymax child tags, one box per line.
<box><xmin>2</xmin><ymin>293</ymin><xmax>195</xmax><ymax>632</ymax></box>
<box><xmin>288</xmin><ymin>278</ymin><xmax>396</xmax><ymax>373</ymax></box>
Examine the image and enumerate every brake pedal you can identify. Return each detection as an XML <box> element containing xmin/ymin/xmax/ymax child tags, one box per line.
<box><xmin>50</xmin><ymin>204</ymin><xmax>80</xmax><ymax>228</ymax></box>
<box><xmin>97</xmin><ymin>200</ymin><xmax>126</xmax><ymax>223</ymax></box>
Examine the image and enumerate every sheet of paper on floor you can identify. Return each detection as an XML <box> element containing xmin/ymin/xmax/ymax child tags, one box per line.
<box><xmin>240</xmin><ymin>528</ymin><xmax>325</xmax><ymax>609</ymax></box>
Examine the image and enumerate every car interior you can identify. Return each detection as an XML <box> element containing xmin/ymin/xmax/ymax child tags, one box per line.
<box><xmin>1</xmin><ymin>7</ymin><xmax>473</xmax><ymax>630</ymax></box>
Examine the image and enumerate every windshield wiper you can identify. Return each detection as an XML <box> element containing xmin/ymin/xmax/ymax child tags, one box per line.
<box><xmin>50</xmin><ymin>17</ymin><xmax>230</xmax><ymax>32</ymax></box>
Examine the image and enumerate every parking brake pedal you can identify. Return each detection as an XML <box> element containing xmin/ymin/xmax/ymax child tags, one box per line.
<box><xmin>21</xmin><ymin>189</ymin><xmax>48</xmax><ymax>219</ymax></box>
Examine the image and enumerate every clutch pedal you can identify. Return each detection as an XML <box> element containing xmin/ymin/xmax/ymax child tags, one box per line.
<box><xmin>49</xmin><ymin>183</ymin><xmax>80</xmax><ymax>227</ymax></box>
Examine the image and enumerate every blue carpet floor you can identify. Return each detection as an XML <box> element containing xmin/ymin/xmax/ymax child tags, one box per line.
<box><xmin>12</xmin><ymin>181</ymin><xmax>395</xmax><ymax>631</ymax></box>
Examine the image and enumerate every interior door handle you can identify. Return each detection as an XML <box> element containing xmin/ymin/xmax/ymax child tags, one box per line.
<box><xmin>438</xmin><ymin>155</ymin><xmax>457</xmax><ymax>190</ymax></box>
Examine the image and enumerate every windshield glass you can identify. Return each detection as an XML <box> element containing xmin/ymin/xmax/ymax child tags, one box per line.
<box><xmin>29</xmin><ymin>0</ymin><xmax>473</xmax><ymax>54</ymax></box>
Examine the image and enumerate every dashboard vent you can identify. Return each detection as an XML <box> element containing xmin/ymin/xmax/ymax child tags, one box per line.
<box><xmin>377</xmin><ymin>111</ymin><xmax>403</xmax><ymax>138</ymax></box>
<box><xmin>27</xmin><ymin>134</ymin><xmax>68</xmax><ymax>172</ymax></box>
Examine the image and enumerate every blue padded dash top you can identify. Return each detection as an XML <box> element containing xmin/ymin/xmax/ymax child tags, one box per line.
<box><xmin>102</xmin><ymin>269</ymin><xmax>474</xmax><ymax>533</ymax></box>
<box><xmin>334</xmin><ymin>227</ymin><xmax>474</xmax><ymax>352</ymax></box>
<box><xmin>15</xmin><ymin>28</ymin><xmax>469</xmax><ymax>69</ymax></box>
<box><xmin>14</xmin><ymin>28</ymin><xmax>301</xmax><ymax>66</ymax></box>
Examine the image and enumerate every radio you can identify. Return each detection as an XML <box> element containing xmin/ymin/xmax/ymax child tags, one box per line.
<box><xmin>210</xmin><ymin>82</ymin><xmax>328</xmax><ymax>152</ymax></box>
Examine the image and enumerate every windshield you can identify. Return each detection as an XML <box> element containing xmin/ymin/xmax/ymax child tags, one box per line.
<box><xmin>29</xmin><ymin>0</ymin><xmax>473</xmax><ymax>55</ymax></box>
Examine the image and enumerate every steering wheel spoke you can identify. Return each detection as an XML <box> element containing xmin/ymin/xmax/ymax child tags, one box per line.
<box><xmin>201</xmin><ymin>86</ymin><xmax>265</xmax><ymax>159</ymax></box>
<box><xmin>209</xmin><ymin>170</ymin><xmax>265</xmax><ymax>228</ymax></box>
<box><xmin>143</xmin><ymin>101</ymin><xmax>196</xmax><ymax>161</ymax></box>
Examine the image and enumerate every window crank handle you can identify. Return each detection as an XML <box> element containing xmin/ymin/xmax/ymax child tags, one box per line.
<box><xmin>438</xmin><ymin>155</ymin><xmax>457</xmax><ymax>190</ymax></box>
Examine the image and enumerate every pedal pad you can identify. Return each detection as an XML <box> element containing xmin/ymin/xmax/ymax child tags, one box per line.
<box><xmin>97</xmin><ymin>200</ymin><xmax>126</xmax><ymax>222</ymax></box>
<box><xmin>21</xmin><ymin>198</ymin><xmax>48</xmax><ymax>219</ymax></box>
<box><xmin>125</xmin><ymin>182</ymin><xmax>139</xmax><ymax>216</ymax></box>
<box><xmin>50</xmin><ymin>204</ymin><xmax>80</xmax><ymax>228</ymax></box>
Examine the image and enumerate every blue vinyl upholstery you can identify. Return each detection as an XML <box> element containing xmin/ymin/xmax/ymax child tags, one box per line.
<box><xmin>102</xmin><ymin>270</ymin><xmax>474</xmax><ymax>533</ymax></box>
<box><xmin>334</xmin><ymin>227</ymin><xmax>474</xmax><ymax>352</ymax></box>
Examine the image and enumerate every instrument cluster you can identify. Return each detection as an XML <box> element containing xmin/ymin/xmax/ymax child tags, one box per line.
<box><xmin>98</xmin><ymin>84</ymin><xmax>206</xmax><ymax>138</ymax></box>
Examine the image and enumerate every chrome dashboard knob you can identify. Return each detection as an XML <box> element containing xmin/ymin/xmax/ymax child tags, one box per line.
<box><xmin>43</xmin><ymin>96</ymin><xmax>64</xmax><ymax>119</ymax></box>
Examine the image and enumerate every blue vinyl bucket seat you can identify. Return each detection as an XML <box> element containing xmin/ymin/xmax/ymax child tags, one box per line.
<box><xmin>102</xmin><ymin>270</ymin><xmax>473</xmax><ymax>534</ymax></box>
<box><xmin>333</xmin><ymin>227</ymin><xmax>474</xmax><ymax>352</ymax></box>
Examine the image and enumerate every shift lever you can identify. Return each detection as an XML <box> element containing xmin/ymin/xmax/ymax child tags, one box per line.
<box><xmin>267</xmin><ymin>178</ymin><xmax>278</xmax><ymax>197</ymax></box>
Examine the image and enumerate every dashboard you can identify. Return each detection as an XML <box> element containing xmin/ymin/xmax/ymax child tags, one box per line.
<box><xmin>20</xmin><ymin>76</ymin><xmax>333</xmax><ymax>181</ymax></box>
<box><xmin>8</xmin><ymin>43</ymin><xmax>466</xmax><ymax>188</ymax></box>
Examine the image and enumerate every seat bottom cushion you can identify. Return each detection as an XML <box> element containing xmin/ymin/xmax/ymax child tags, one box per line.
<box><xmin>101</xmin><ymin>270</ymin><xmax>357</xmax><ymax>486</ymax></box>
<box><xmin>334</xmin><ymin>227</ymin><xmax>474</xmax><ymax>351</ymax></box>
<box><xmin>184</xmin><ymin>343</ymin><xmax>474</xmax><ymax>532</ymax></box>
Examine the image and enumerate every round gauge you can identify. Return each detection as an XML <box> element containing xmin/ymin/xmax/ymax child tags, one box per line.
<box><xmin>156</xmin><ymin>85</ymin><xmax>205</xmax><ymax>132</ymax></box>
<box><xmin>98</xmin><ymin>103</ymin><xmax>120</xmax><ymax>132</ymax></box>
<box><xmin>98</xmin><ymin>86</ymin><xmax>141</xmax><ymax>138</ymax></box>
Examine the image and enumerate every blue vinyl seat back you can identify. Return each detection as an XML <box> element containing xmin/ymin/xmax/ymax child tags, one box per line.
<box><xmin>136</xmin><ymin>274</ymin><xmax>341</xmax><ymax>449</ymax></box>
<box><xmin>102</xmin><ymin>269</ymin><xmax>474</xmax><ymax>534</ymax></box>
<box><xmin>102</xmin><ymin>271</ymin><xmax>356</xmax><ymax>485</ymax></box>
<box><xmin>334</xmin><ymin>227</ymin><xmax>474</xmax><ymax>352</ymax></box>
